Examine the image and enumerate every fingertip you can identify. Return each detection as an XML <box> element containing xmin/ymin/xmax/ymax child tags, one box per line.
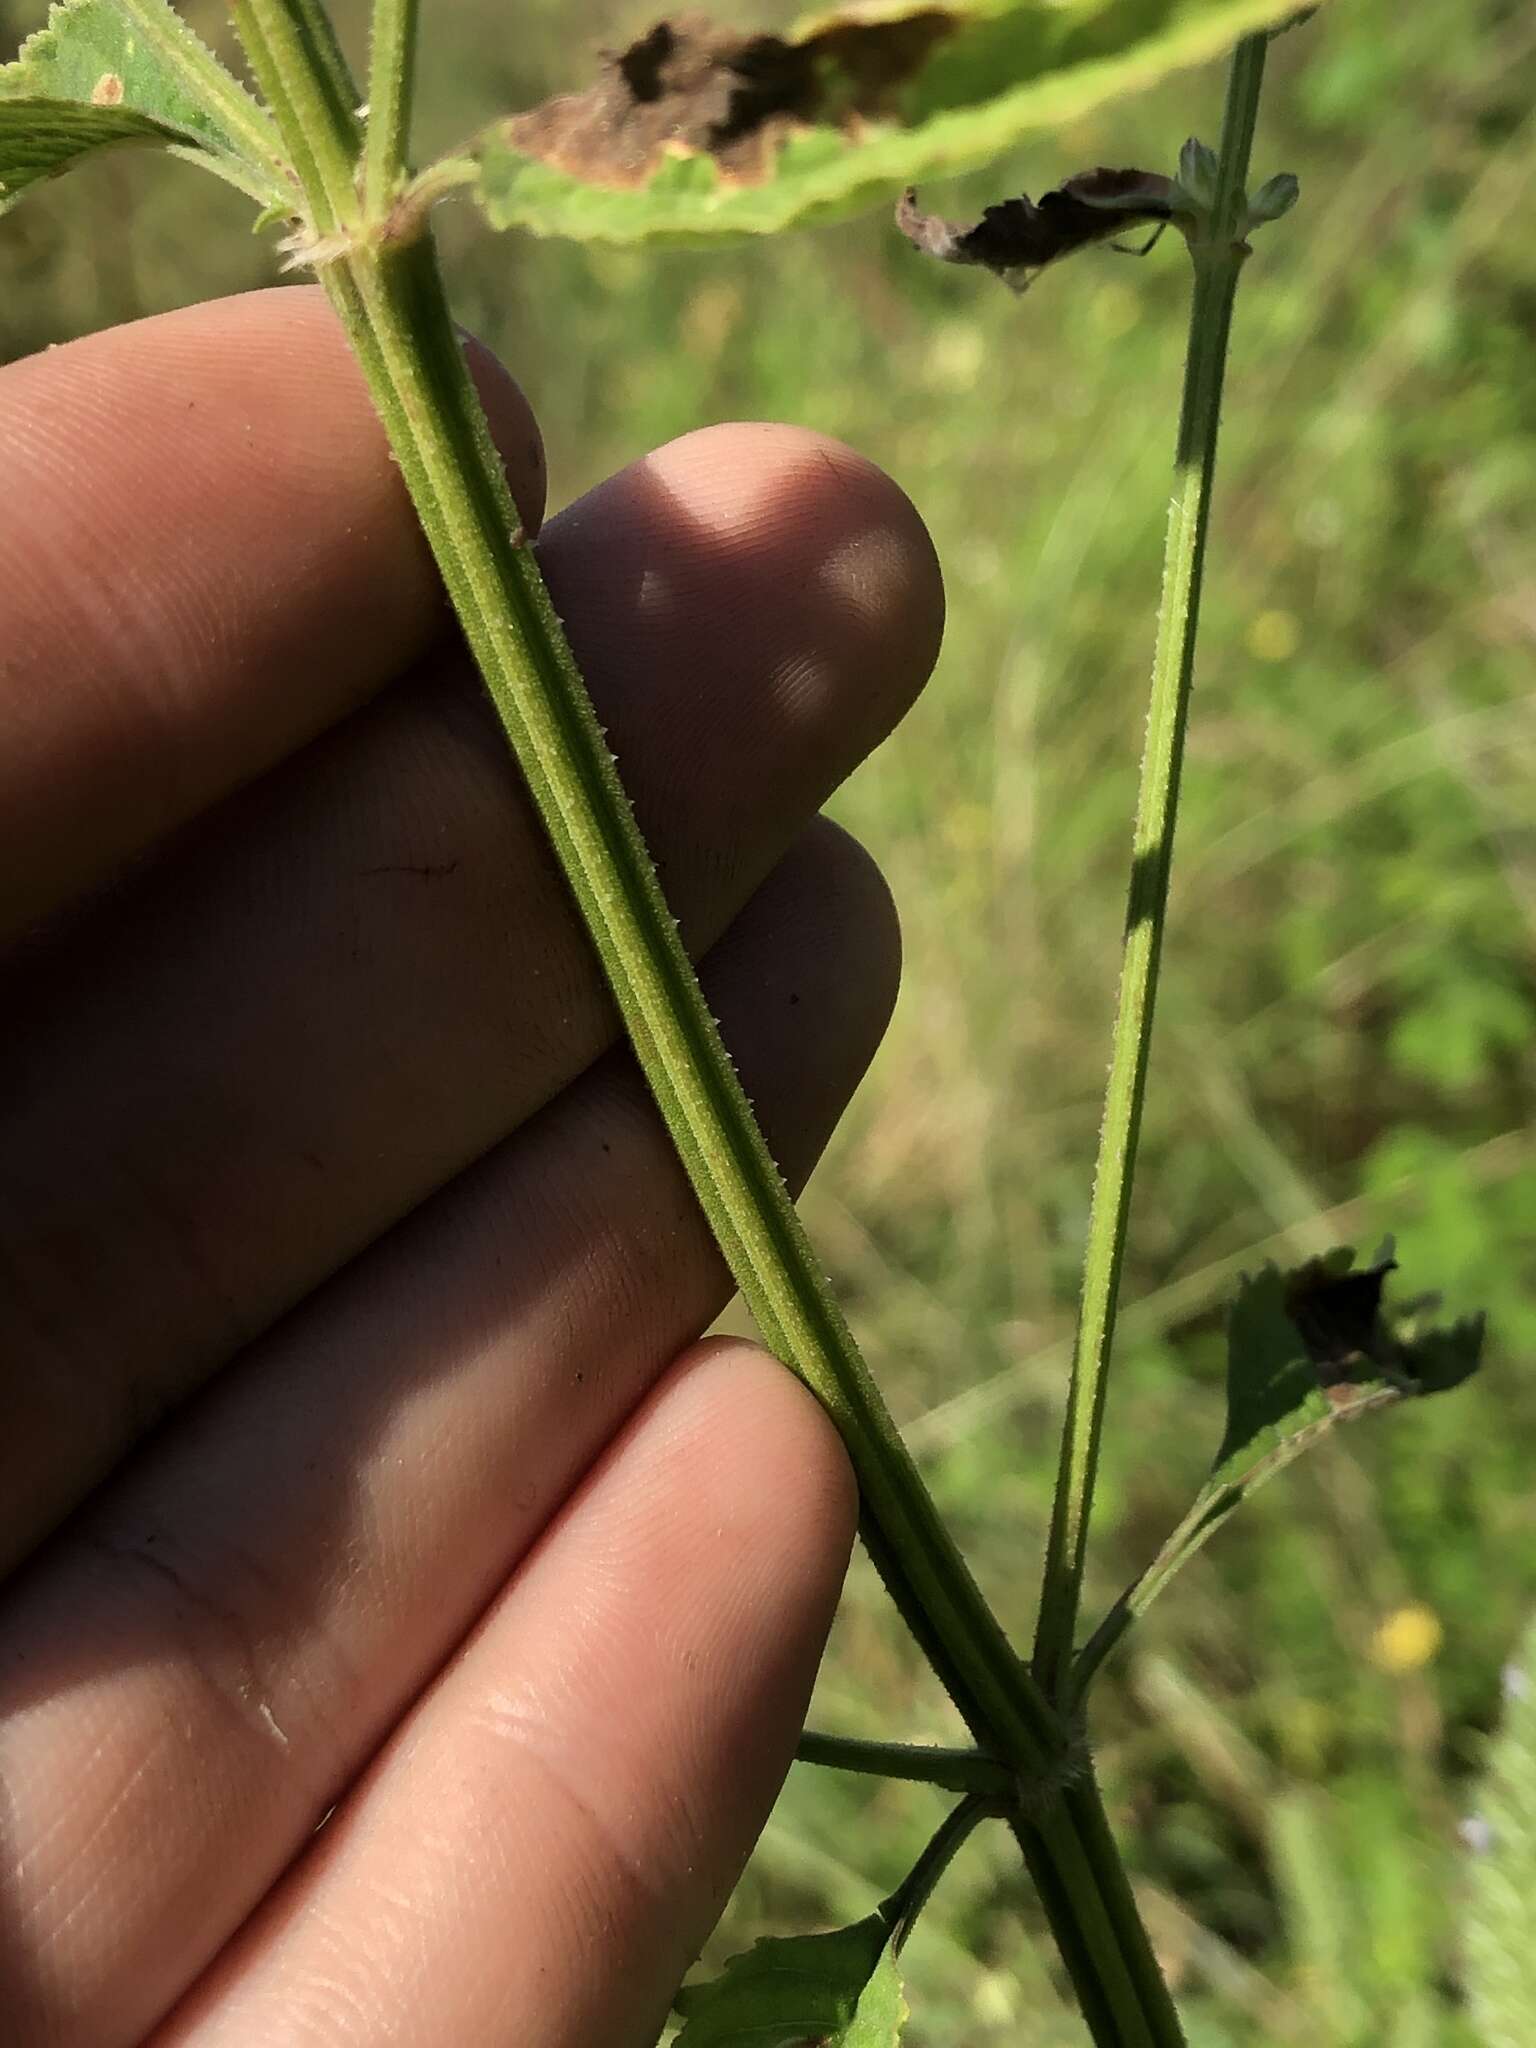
<box><xmin>804</xmin><ymin>816</ymin><xmax>904</xmax><ymax>1054</ymax></box>
<box><xmin>159</xmin><ymin>287</ymin><xmax>550</xmax><ymax>533</ymax></box>
<box><xmin>722</xmin><ymin>819</ymin><xmax>902</xmax><ymax>1196</ymax></box>
<box><xmin>538</xmin><ymin>421</ymin><xmax>945</xmax><ymax>813</ymax></box>
<box><xmin>139</xmin><ymin>1338</ymin><xmax>861</xmax><ymax>2048</ymax></box>
<box><xmin>663</xmin><ymin>1336</ymin><xmax>860</xmax><ymax>1594</ymax></box>
<box><xmin>635</xmin><ymin>421</ymin><xmax>946</xmax><ymax>741</ymax></box>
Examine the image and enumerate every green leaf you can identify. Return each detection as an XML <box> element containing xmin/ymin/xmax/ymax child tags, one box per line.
<box><xmin>0</xmin><ymin>96</ymin><xmax>171</xmax><ymax>209</ymax></box>
<box><xmin>1464</xmin><ymin>1618</ymin><xmax>1536</xmax><ymax>2046</ymax></box>
<box><xmin>674</xmin><ymin>1914</ymin><xmax>907</xmax><ymax>2047</ymax></box>
<box><xmin>0</xmin><ymin>0</ymin><xmax>287</xmax><ymax>215</ymax></box>
<box><xmin>465</xmin><ymin>0</ymin><xmax>1325</xmax><ymax>245</ymax></box>
<box><xmin>1211</xmin><ymin>1256</ymin><xmax>1348</xmax><ymax>1472</ymax></box>
<box><xmin>1185</xmin><ymin>1249</ymin><xmax>1483</xmax><ymax>1572</ymax></box>
<box><xmin>1077</xmin><ymin>1250</ymin><xmax>1484</xmax><ymax>1691</ymax></box>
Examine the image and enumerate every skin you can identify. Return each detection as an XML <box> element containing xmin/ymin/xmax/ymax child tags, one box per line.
<box><xmin>0</xmin><ymin>287</ymin><xmax>945</xmax><ymax>2045</ymax></box>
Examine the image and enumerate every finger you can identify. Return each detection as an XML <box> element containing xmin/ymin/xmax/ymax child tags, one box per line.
<box><xmin>0</xmin><ymin>823</ymin><xmax>893</xmax><ymax>2047</ymax></box>
<box><xmin>0</xmin><ymin>419</ymin><xmax>940</xmax><ymax>1570</ymax></box>
<box><xmin>0</xmin><ymin>287</ymin><xmax>544</xmax><ymax>943</ymax></box>
<box><xmin>158</xmin><ymin>1341</ymin><xmax>856</xmax><ymax>2048</ymax></box>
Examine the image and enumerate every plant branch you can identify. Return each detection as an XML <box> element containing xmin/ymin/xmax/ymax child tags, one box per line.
<box><xmin>881</xmin><ymin>1795</ymin><xmax>996</xmax><ymax>1952</ymax></box>
<box><xmin>231</xmin><ymin>0</ymin><xmax>359</xmax><ymax>232</ymax></box>
<box><xmin>1032</xmin><ymin>31</ymin><xmax>1273</xmax><ymax>1701</ymax></box>
<box><xmin>363</xmin><ymin>0</ymin><xmax>418</xmax><ymax>216</ymax></box>
<box><xmin>288</xmin><ymin>0</ymin><xmax>362</xmax><ymax>130</ymax></box>
<box><xmin>797</xmin><ymin>1729</ymin><xmax>1014</xmax><ymax>1799</ymax></box>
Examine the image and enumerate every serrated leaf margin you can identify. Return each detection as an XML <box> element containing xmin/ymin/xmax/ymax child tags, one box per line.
<box><xmin>0</xmin><ymin>0</ymin><xmax>288</xmax><ymax>214</ymax></box>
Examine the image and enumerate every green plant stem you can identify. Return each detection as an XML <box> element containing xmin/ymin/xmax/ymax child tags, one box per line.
<box><xmin>1014</xmin><ymin>1818</ymin><xmax>1132</xmax><ymax>2044</ymax></box>
<box><xmin>289</xmin><ymin>0</ymin><xmax>362</xmax><ymax>127</ymax></box>
<box><xmin>1032</xmin><ymin>31</ymin><xmax>1272</xmax><ymax>1703</ymax></box>
<box><xmin>1065</xmin><ymin>1777</ymin><xmax>1183</xmax><ymax>2044</ymax></box>
<box><xmin>1026</xmin><ymin>1778</ymin><xmax>1191</xmax><ymax>2048</ymax></box>
<box><xmin>797</xmin><ymin>1730</ymin><xmax>1014</xmax><ymax>1799</ymax></box>
<box><xmin>363</xmin><ymin>0</ymin><xmax>418</xmax><ymax>215</ymax></box>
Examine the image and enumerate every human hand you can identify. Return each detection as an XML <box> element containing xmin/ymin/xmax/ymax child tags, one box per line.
<box><xmin>0</xmin><ymin>288</ymin><xmax>943</xmax><ymax>2045</ymax></box>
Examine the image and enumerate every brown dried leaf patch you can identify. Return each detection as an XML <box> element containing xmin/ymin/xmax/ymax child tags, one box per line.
<box><xmin>504</xmin><ymin>8</ymin><xmax>957</xmax><ymax>190</ymax></box>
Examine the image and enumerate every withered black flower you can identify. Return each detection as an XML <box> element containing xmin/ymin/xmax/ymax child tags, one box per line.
<box><xmin>897</xmin><ymin>170</ymin><xmax>1181</xmax><ymax>292</ymax></box>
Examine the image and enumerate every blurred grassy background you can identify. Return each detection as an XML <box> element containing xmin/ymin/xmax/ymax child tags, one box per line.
<box><xmin>5</xmin><ymin>1</ymin><xmax>1536</xmax><ymax>2039</ymax></box>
